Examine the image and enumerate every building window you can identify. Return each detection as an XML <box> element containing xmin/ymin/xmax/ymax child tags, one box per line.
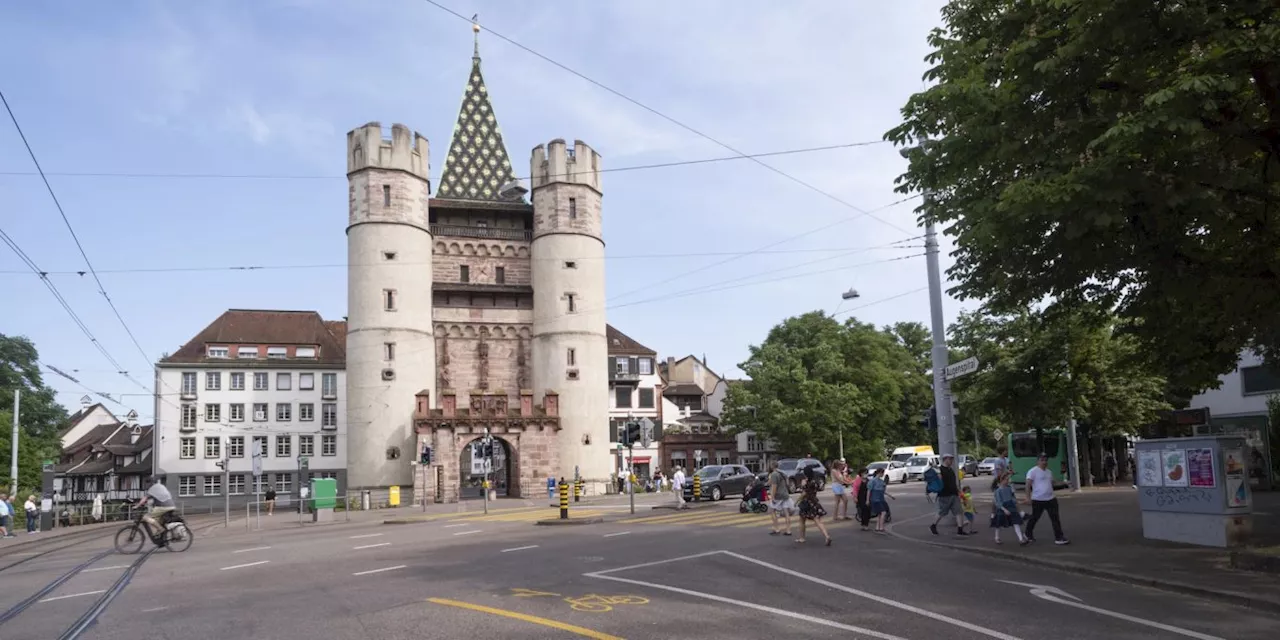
<box><xmin>204</xmin><ymin>436</ymin><xmax>220</xmax><ymax>458</ymax></box>
<box><xmin>495</xmin><ymin>266</ymin><xmax>505</xmax><ymax>284</ymax></box>
<box><xmin>205</xmin><ymin>403</ymin><xmax>221</xmax><ymax>423</ymax></box>
<box><xmin>460</xmin><ymin>265</ymin><xmax>470</xmax><ymax>283</ymax></box>
<box><xmin>253</xmin><ymin>403</ymin><xmax>268</xmax><ymax>422</ymax></box>
<box><xmin>179</xmin><ymin>476</ymin><xmax>196</xmax><ymax>497</ymax></box>
<box><xmin>207</xmin><ymin>346</ymin><xmax>229</xmax><ymax>358</ymax></box>
<box><xmin>384</xmin><ymin>289</ymin><xmax>397</xmax><ymax>311</ymax></box>
<box><xmin>638</xmin><ymin>358</ymin><xmax>653</xmax><ymax>375</ymax></box>
<box><xmin>276</xmin><ymin>403</ymin><xmax>292</xmax><ymax>422</ymax></box>
<box><xmin>299</xmin><ymin>435</ymin><xmax>315</xmax><ymax>457</ymax></box>
<box><xmin>322</xmin><ymin>403</ymin><xmax>337</xmax><ymax>428</ymax></box>
<box><xmin>276</xmin><ymin>435</ymin><xmax>292</xmax><ymax>457</ymax></box>
<box><xmin>383</xmin><ymin>251</ymin><xmax>397</xmax><ymax>261</ymax></box>
<box><xmin>569</xmin><ymin>197</ymin><xmax>577</xmax><ymax>219</ymax></box>
<box><xmin>205</xmin><ymin>372</ymin><xmax>220</xmax><ymax>390</ymax></box>
<box><xmin>275</xmin><ymin>473</ymin><xmax>293</xmax><ymax>493</ymax></box>
<box><xmin>230</xmin><ymin>372</ymin><xmax>245</xmax><ymax>390</ymax></box>
<box><xmin>254</xmin><ymin>372</ymin><xmax>269</xmax><ymax>390</ymax></box>
<box><xmin>238</xmin><ymin>347</ymin><xmax>259</xmax><ymax>359</ymax></box>
<box><xmin>299</xmin><ymin>403</ymin><xmax>315</xmax><ymax>422</ymax></box>
<box><xmin>564</xmin><ymin>261</ymin><xmax>577</xmax><ymax>269</ymax></box>
<box><xmin>476</xmin><ymin>219</ymin><xmax>489</xmax><ymax>228</ymax></box>
<box><xmin>229</xmin><ymin>403</ymin><xmax>244</xmax><ymax>421</ymax></box>
<box><xmin>181</xmin><ymin>372</ymin><xmax>197</xmax><ymax>396</ymax></box>
<box><xmin>180</xmin><ymin>437</ymin><xmax>195</xmax><ymax>459</ymax></box>
<box><xmin>639</xmin><ymin>388</ymin><xmax>655</xmax><ymax>408</ymax></box>
<box><xmin>267</xmin><ymin>346</ymin><xmax>288</xmax><ymax>359</ymax></box>
<box><xmin>322</xmin><ymin>373</ymin><xmax>337</xmax><ymax>398</ymax></box>
<box><xmin>615</xmin><ymin>387</ymin><xmax>632</xmax><ymax>409</ymax></box>
<box><xmin>1241</xmin><ymin>364</ymin><xmax>1280</xmax><ymax>395</ymax></box>
<box><xmin>616</xmin><ymin>357</ymin><xmax>630</xmax><ymax>374</ymax></box>
<box><xmin>322</xmin><ymin>435</ymin><xmax>337</xmax><ymax>456</ymax></box>
<box><xmin>228</xmin><ymin>436</ymin><xmax>245</xmax><ymax>458</ymax></box>
<box><xmin>254</xmin><ymin>436</ymin><xmax>268</xmax><ymax>457</ymax></box>
<box><xmin>567</xmin><ymin>348</ymin><xmax>576</xmax><ymax>366</ymax></box>
<box><xmin>180</xmin><ymin>405</ymin><xmax>197</xmax><ymax>430</ymax></box>
<box><xmin>296</xmin><ymin>373</ymin><xmax>314</xmax><ymax>390</ymax></box>
<box><xmin>296</xmin><ymin>346</ymin><xmax>317</xmax><ymax>359</ymax></box>
<box><xmin>204</xmin><ymin>475</ymin><xmax>222</xmax><ymax>496</ymax></box>
<box><xmin>277</xmin><ymin>373</ymin><xmax>292</xmax><ymax>391</ymax></box>
<box><xmin>566</xmin><ymin>293</ymin><xmax>577</xmax><ymax>313</ymax></box>
<box><xmin>382</xmin><ymin>184</ymin><xmax>391</xmax><ymax>207</ymax></box>
<box><xmin>384</xmin><ymin>343</ymin><xmax>395</xmax><ymax>361</ymax></box>
<box><xmin>229</xmin><ymin>475</ymin><xmax>246</xmax><ymax>496</ymax></box>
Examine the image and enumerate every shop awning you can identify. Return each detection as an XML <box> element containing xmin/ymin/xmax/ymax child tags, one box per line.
<box><xmin>631</xmin><ymin>456</ymin><xmax>651</xmax><ymax>464</ymax></box>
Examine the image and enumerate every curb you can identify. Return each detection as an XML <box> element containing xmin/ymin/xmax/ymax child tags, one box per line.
<box><xmin>1229</xmin><ymin>549</ymin><xmax>1280</xmax><ymax>575</ymax></box>
<box><xmin>535</xmin><ymin>517</ymin><xmax>603</xmax><ymax>526</ymax></box>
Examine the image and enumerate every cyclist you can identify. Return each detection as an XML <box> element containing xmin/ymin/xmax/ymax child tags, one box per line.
<box><xmin>134</xmin><ymin>476</ymin><xmax>176</xmax><ymax>547</ymax></box>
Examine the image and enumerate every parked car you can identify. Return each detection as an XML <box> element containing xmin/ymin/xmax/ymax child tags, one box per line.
<box><xmin>683</xmin><ymin>464</ymin><xmax>756</xmax><ymax>501</ymax></box>
<box><xmin>977</xmin><ymin>457</ymin><xmax>998</xmax><ymax>476</ymax></box>
<box><xmin>903</xmin><ymin>455</ymin><xmax>939</xmax><ymax>481</ymax></box>
<box><xmin>866</xmin><ymin>460</ymin><xmax>908</xmax><ymax>483</ymax></box>
<box><xmin>958</xmin><ymin>455</ymin><xmax>979</xmax><ymax>476</ymax></box>
<box><xmin>776</xmin><ymin>458</ymin><xmax>827</xmax><ymax>492</ymax></box>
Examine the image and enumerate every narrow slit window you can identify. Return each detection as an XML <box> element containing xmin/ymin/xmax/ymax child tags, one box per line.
<box><xmin>566</xmin><ymin>293</ymin><xmax>577</xmax><ymax>313</ymax></box>
<box><xmin>567</xmin><ymin>348</ymin><xmax>576</xmax><ymax>366</ymax></box>
<box><xmin>384</xmin><ymin>342</ymin><xmax>395</xmax><ymax>361</ymax></box>
<box><xmin>382</xmin><ymin>184</ymin><xmax>391</xmax><ymax>207</ymax></box>
<box><xmin>564</xmin><ymin>261</ymin><xmax>577</xmax><ymax>269</ymax></box>
<box><xmin>383</xmin><ymin>289</ymin><xmax>397</xmax><ymax>311</ymax></box>
<box><xmin>494</xmin><ymin>266</ymin><xmax>505</xmax><ymax>284</ymax></box>
<box><xmin>460</xmin><ymin>265</ymin><xmax>470</xmax><ymax>283</ymax></box>
<box><xmin>569</xmin><ymin>197</ymin><xmax>577</xmax><ymax>219</ymax></box>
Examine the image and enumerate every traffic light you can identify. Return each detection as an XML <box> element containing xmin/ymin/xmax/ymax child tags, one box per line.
<box><xmin>922</xmin><ymin>406</ymin><xmax>938</xmax><ymax>432</ymax></box>
<box><xmin>483</xmin><ymin>439</ymin><xmax>494</xmax><ymax>459</ymax></box>
<box><xmin>623</xmin><ymin>421</ymin><xmax>641</xmax><ymax>447</ymax></box>
<box><xmin>420</xmin><ymin>445</ymin><xmax>432</xmax><ymax>464</ymax></box>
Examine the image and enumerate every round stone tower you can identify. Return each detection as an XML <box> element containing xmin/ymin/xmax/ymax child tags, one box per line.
<box><xmin>529</xmin><ymin>139</ymin><xmax>611</xmax><ymax>490</ymax></box>
<box><xmin>346</xmin><ymin>122</ymin><xmax>436</xmax><ymax>489</ymax></box>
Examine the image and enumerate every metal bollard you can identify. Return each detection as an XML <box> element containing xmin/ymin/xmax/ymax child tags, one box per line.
<box><xmin>558</xmin><ymin>478</ymin><xmax>569</xmax><ymax>520</ymax></box>
<box><xmin>693</xmin><ymin>475</ymin><xmax>702</xmax><ymax>501</ymax></box>
<box><xmin>574</xmin><ymin>478</ymin><xmax>583</xmax><ymax>503</ymax></box>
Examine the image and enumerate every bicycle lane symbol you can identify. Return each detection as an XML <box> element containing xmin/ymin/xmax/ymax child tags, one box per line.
<box><xmin>564</xmin><ymin>594</ymin><xmax>650</xmax><ymax>613</ymax></box>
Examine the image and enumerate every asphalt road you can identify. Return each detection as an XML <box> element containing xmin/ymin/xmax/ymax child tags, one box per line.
<box><xmin>0</xmin><ymin>491</ymin><xmax>1274</xmax><ymax>640</ymax></box>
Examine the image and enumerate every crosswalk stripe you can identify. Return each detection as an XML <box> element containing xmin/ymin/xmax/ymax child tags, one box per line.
<box><xmin>622</xmin><ymin>510</ymin><xmax>775</xmax><ymax>528</ymax></box>
<box><xmin>622</xmin><ymin>511</ymin><xmax>732</xmax><ymax>525</ymax></box>
<box><xmin>459</xmin><ymin>509</ymin><xmax>604</xmax><ymax>522</ymax></box>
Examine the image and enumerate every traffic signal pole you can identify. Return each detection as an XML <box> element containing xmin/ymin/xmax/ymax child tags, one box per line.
<box><xmin>925</xmin><ymin>216</ymin><xmax>958</xmax><ymax>462</ymax></box>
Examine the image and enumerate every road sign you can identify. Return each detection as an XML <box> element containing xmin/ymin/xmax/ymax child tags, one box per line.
<box><xmin>639</xmin><ymin>417</ymin><xmax>654</xmax><ymax>448</ymax></box>
<box><xmin>993</xmin><ymin>428</ymin><xmax>1004</xmax><ymax>442</ymax></box>
<box><xmin>944</xmin><ymin>356</ymin><xmax>980</xmax><ymax>380</ymax></box>
<box><xmin>251</xmin><ymin>449</ymin><xmax>262</xmax><ymax>477</ymax></box>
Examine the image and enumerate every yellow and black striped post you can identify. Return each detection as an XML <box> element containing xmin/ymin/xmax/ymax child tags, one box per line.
<box><xmin>574</xmin><ymin>478</ymin><xmax>583</xmax><ymax>503</ymax></box>
<box><xmin>693</xmin><ymin>474</ymin><xmax>702</xmax><ymax>501</ymax></box>
<box><xmin>558</xmin><ymin>478</ymin><xmax>569</xmax><ymax>519</ymax></box>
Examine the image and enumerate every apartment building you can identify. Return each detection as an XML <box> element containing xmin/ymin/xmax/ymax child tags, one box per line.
<box><xmin>154</xmin><ymin>309</ymin><xmax>347</xmax><ymax>510</ymax></box>
<box><xmin>606</xmin><ymin>325</ymin><xmax>662</xmax><ymax>480</ymax></box>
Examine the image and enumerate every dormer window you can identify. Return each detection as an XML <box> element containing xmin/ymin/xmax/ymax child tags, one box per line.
<box><xmin>267</xmin><ymin>347</ymin><xmax>288</xmax><ymax>359</ymax></box>
<box><xmin>237</xmin><ymin>347</ymin><xmax>259</xmax><ymax>359</ymax></box>
<box><xmin>207</xmin><ymin>346</ymin><xmax>229</xmax><ymax>358</ymax></box>
<box><xmin>296</xmin><ymin>346</ymin><xmax>317</xmax><ymax>359</ymax></box>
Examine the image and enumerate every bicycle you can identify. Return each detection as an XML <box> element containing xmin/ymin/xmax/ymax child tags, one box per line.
<box><xmin>114</xmin><ymin>510</ymin><xmax>192</xmax><ymax>554</ymax></box>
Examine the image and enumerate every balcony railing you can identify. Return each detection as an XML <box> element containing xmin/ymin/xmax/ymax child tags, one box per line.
<box><xmin>430</xmin><ymin>224</ymin><xmax>531</xmax><ymax>242</ymax></box>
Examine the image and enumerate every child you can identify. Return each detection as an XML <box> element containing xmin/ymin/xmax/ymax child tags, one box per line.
<box><xmin>868</xmin><ymin>469</ymin><xmax>896</xmax><ymax>534</ymax></box>
<box><xmin>993</xmin><ymin>473</ymin><xmax>1028</xmax><ymax>545</ymax></box>
<box><xmin>959</xmin><ymin>485</ymin><xmax>976</xmax><ymax>528</ymax></box>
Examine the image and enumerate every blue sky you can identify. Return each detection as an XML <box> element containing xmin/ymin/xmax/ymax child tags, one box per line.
<box><xmin>1</xmin><ymin>0</ymin><xmax>968</xmax><ymax>420</ymax></box>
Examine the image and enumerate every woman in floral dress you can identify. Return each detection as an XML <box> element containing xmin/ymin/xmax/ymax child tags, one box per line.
<box><xmin>796</xmin><ymin>466</ymin><xmax>832</xmax><ymax>546</ymax></box>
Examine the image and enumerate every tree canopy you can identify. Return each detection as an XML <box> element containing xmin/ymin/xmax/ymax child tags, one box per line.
<box><xmin>1</xmin><ymin>334</ymin><xmax>68</xmax><ymax>492</ymax></box>
<box><xmin>887</xmin><ymin>1</ymin><xmax>1280</xmax><ymax>393</ymax></box>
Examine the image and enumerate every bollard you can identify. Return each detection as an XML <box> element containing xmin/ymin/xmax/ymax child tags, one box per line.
<box><xmin>558</xmin><ymin>478</ymin><xmax>569</xmax><ymax>520</ymax></box>
<box><xmin>693</xmin><ymin>475</ymin><xmax>702</xmax><ymax>501</ymax></box>
<box><xmin>574</xmin><ymin>478</ymin><xmax>583</xmax><ymax>503</ymax></box>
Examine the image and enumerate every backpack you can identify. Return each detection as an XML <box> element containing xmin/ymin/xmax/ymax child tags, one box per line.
<box><xmin>923</xmin><ymin>466</ymin><xmax>942</xmax><ymax>495</ymax></box>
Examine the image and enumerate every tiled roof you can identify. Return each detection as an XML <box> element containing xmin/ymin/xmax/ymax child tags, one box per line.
<box><xmin>64</xmin><ymin>423</ymin><xmax>124</xmax><ymax>454</ymax></box>
<box><xmin>606</xmin><ymin>325</ymin><xmax>657</xmax><ymax>356</ymax></box>
<box><xmin>161</xmin><ymin>309</ymin><xmax>346</xmax><ymax>366</ymax></box>
<box><xmin>435</xmin><ymin>41</ymin><xmax>520</xmax><ymax>203</ymax></box>
<box><xmin>58</xmin><ymin>403</ymin><xmax>109</xmax><ymax>437</ymax></box>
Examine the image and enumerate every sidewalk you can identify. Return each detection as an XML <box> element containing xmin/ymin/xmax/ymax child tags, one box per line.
<box><xmin>889</xmin><ymin>487</ymin><xmax>1280</xmax><ymax>611</ymax></box>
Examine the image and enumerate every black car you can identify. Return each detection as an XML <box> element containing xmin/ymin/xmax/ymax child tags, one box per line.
<box><xmin>683</xmin><ymin>464</ymin><xmax>756</xmax><ymax>501</ymax></box>
<box><xmin>776</xmin><ymin>458</ymin><xmax>827</xmax><ymax>492</ymax></box>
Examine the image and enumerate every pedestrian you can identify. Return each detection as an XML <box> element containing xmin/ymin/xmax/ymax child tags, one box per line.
<box><xmin>929</xmin><ymin>454</ymin><xmax>975</xmax><ymax>536</ymax></box>
<box><xmin>767</xmin><ymin>460</ymin><xmax>794</xmax><ymax>536</ymax></box>
<box><xmin>992</xmin><ymin>472</ymin><xmax>1029</xmax><ymax>545</ymax></box>
<box><xmin>959</xmin><ymin>485</ymin><xmax>976</xmax><ymax>530</ymax></box>
<box><xmin>989</xmin><ymin>443</ymin><xmax>1010</xmax><ymax>521</ymax></box>
<box><xmin>672</xmin><ymin>466</ymin><xmax>687</xmax><ymax>509</ymax></box>
<box><xmin>24</xmin><ymin>495</ymin><xmax>39</xmax><ymax>534</ymax></box>
<box><xmin>1024</xmin><ymin>453</ymin><xmax>1070</xmax><ymax>545</ymax></box>
<box><xmin>852</xmin><ymin>467</ymin><xmax>871</xmax><ymax>531</ymax></box>
<box><xmin>830</xmin><ymin>461</ymin><xmax>852</xmax><ymax>521</ymax></box>
<box><xmin>795</xmin><ymin>466</ymin><xmax>832</xmax><ymax>545</ymax></box>
<box><xmin>0</xmin><ymin>493</ymin><xmax>11</xmax><ymax>538</ymax></box>
<box><xmin>1103</xmin><ymin>450</ymin><xmax>1117</xmax><ymax>484</ymax></box>
<box><xmin>265</xmin><ymin>487</ymin><xmax>277</xmax><ymax>516</ymax></box>
<box><xmin>868</xmin><ymin>468</ymin><xmax>895</xmax><ymax>534</ymax></box>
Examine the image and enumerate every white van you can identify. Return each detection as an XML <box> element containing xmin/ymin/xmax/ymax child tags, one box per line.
<box><xmin>904</xmin><ymin>454</ymin><xmax>941</xmax><ymax>481</ymax></box>
<box><xmin>890</xmin><ymin>445</ymin><xmax>935</xmax><ymax>463</ymax></box>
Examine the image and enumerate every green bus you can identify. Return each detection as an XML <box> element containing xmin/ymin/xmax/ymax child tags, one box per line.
<box><xmin>1007</xmin><ymin>429</ymin><xmax>1069</xmax><ymax>486</ymax></box>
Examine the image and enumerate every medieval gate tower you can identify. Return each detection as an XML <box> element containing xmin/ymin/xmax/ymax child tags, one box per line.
<box><xmin>345</xmin><ymin>25</ymin><xmax>611</xmax><ymax>496</ymax></box>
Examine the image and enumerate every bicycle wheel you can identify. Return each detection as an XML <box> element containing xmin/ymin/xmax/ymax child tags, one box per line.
<box><xmin>164</xmin><ymin>523</ymin><xmax>193</xmax><ymax>552</ymax></box>
<box><xmin>114</xmin><ymin>525</ymin><xmax>145</xmax><ymax>554</ymax></box>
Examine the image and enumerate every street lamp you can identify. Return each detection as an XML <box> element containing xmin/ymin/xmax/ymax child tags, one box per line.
<box><xmin>841</xmin><ymin>288</ymin><xmax>861</xmax><ymax>300</ymax></box>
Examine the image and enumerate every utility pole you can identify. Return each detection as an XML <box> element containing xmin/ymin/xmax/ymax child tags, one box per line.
<box><xmin>1064</xmin><ymin>353</ymin><xmax>1082</xmax><ymax>492</ymax></box>
<box><xmin>222</xmin><ymin>453</ymin><xmax>230</xmax><ymax>528</ymax></box>
<box><xmin>10</xmin><ymin>389</ymin><xmax>19</xmax><ymax>491</ymax></box>
<box><xmin>838</xmin><ymin>428</ymin><xmax>844</xmax><ymax>461</ymax></box>
<box><xmin>925</xmin><ymin>216</ymin><xmax>958</xmax><ymax>462</ymax></box>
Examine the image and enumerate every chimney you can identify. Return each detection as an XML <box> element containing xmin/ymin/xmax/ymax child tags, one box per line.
<box><xmin>544</xmin><ymin>390</ymin><xmax>559</xmax><ymax>417</ymax></box>
<box><xmin>442</xmin><ymin>390</ymin><xmax>457</xmax><ymax>418</ymax></box>
<box><xmin>414</xmin><ymin>390</ymin><xmax>431</xmax><ymax>418</ymax></box>
<box><xmin>667</xmin><ymin>356</ymin><xmax>675</xmax><ymax>378</ymax></box>
<box><xmin>520</xmin><ymin>389</ymin><xmax>533</xmax><ymax>417</ymax></box>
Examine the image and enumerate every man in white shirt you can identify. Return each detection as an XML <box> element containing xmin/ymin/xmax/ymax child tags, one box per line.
<box><xmin>1024</xmin><ymin>453</ymin><xmax>1069</xmax><ymax>545</ymax></box>
<box><xmin>672</xmin><ymin>467</ymin><xmax>688</xmax><ymax>509</ymax></box>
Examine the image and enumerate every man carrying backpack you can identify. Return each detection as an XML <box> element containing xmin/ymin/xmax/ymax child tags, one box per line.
<box><xmin>930</xmin><ymin>454</ymin><xmax>976</xmax><ymax>536</ymax></box>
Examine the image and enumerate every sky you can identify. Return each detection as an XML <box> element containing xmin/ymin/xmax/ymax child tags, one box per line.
<box><xmin>0</xmin><ymin>0</ymin><xmax>970</xmax><ymax>421</ymax></box>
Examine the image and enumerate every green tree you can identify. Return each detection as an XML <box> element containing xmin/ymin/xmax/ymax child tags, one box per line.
<box><xmin>887</xmin><ymin>1</ymin><xmax>1280</xmax><ymax>394</ymax></box>
<box><xmin>1</xmin><ymin>334</ymin><xmax>68</xmax><ymax>492</ymax></box>
<box><xmin>884</xmin><ymin>322</ymin><xmax>937</xmax><ymax>447</ymax></box>
<box><xmin>722</xmin><ymin>312</ymin><xmax>913</xmax><ymax>464</ymax></box>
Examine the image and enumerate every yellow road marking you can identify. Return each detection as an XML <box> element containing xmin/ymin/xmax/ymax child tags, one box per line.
<box><xmin>428</xmin><ymin>598</ymin><xmax>624</xmax><ymax>640</ymax></box>
<box><xmin>512</xmin><ymin>588</ymin><xmax>562</xmax><ymax>597</ymax></box>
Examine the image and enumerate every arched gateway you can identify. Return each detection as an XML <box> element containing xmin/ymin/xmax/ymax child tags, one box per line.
<box><xmin>411</xmin><ymin>389</ymin><xmax>561</xmax><ymax>503</ymax></box>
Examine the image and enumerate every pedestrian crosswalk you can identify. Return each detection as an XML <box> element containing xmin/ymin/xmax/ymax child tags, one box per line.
<box><xmin>616</xmin><ymin>509</ymin><xmax>780</xmax><ymax>529</ymax></box>
<box><xmin>409</xmin><ymin>507</ymin><xmax>611</xmax><ymax>525</ymax></box>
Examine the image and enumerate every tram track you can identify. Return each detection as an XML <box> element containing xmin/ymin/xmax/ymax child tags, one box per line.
<box><xmin>0</xmin><ymin>528</ymin><xmax>113</xmax><ymax>574</ymax></box>
<box><xmin>0</xmin><ymin>543</ymin><xmax>157</xmax><ymax>639</ymax></box>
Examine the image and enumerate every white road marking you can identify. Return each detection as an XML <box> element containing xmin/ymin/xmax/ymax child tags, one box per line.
<box><xmin>353</xmin><ymin>565</ymin><xmax>407</xmax><ymax>576</ymax></box>
<box><xmin>83</xmin><ymin>565</ymin><xmax>130</xmax><ymax>572</ymax></box>
<box><xmin>603</xmin><ymin>531</ymin><xmax>632</xmax><ymax>538</ymax></box>
<box><xmin>452</xmin><ymin>530</ymin><xmax>481</xmax><ymax>536</ymax></box>
<box><xmin>220</xmin><ymin>561</ymin><xmax>270</xmax><ymax>571</ymax></box>
<box><xmin>501</xmin><ymin>545</ymin><xmax>539</xmax><ymax>553</ymax></box>
<box><xmin>998</xmin><ymin>580</ymin><xmax>1224</xmax><ymax>640</ymax></box>
<box><xmin>233</xmin><ymin>546</ymin><xmax>272</xmax><ymax>554</ymax></box>
<box><xmin>443</xmin><ymin>523</ymin><xmax>469</xmax><ymax>528</ymax></box>
<box><xmin>353</xmin><ymin>542</ymin><xmax>391</xmax><ymax>550</ymax></box>
<box><xmin>141</xmin><ymin>606</ymin><xmax>169</xmax><ymax>613</ymax></box>
<box><xmin>39</xmin><ymin>590</ymin><xmax>106</xmax><ymax>603</ymax></box>
<box><xmin>349</xmin><ymin>533</ymin><xmax>383</xmax><ymax>539</ymax></box>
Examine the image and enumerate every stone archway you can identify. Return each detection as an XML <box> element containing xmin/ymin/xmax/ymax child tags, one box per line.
<box><xmin>458</xmin><ymin>436</ymin><xmax>516</xmax><ymax>499</ymax></box>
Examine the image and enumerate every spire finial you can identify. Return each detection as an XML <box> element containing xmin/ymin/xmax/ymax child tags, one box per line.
<box><xmin>471</xmin><ymin>13</ymin><xmax>480</xmax><ymax>58</ymax></box>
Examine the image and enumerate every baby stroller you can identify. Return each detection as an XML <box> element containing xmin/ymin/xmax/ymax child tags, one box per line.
<box><xmin>739</xmin><ymin>477</ymin><xmax>770</xmax><ymax>513</ymax></box>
